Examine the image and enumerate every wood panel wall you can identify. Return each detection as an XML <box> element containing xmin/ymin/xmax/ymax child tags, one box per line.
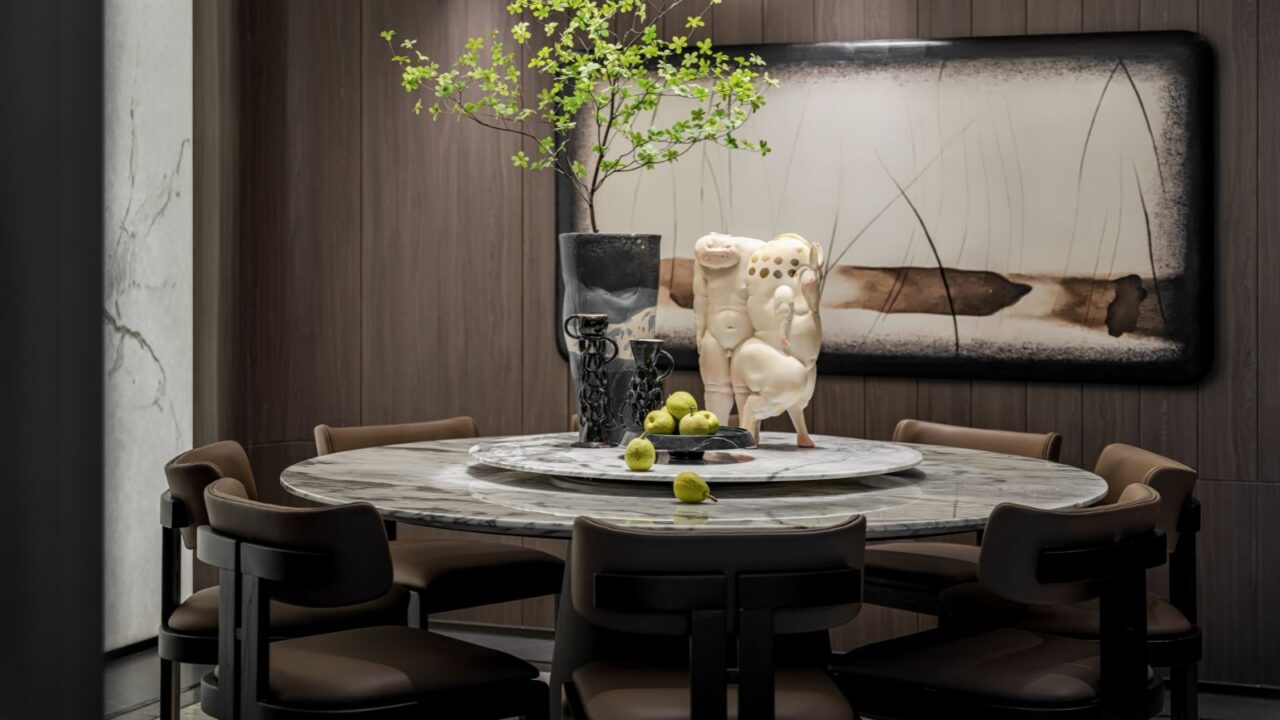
<box><xmin>195</xmin><ymin>0</ymin><xmax>1280</xmax><ymax>686</ymax></box>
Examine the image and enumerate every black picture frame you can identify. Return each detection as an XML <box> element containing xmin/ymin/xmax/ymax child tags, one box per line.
<box><xmin>556</xmin><ymin>31</ymin><xmax>1214</xmax><ymax>385</ymax></box>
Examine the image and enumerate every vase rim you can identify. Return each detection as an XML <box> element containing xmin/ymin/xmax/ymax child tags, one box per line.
<box><xmin>559</xmin><ymin>231</ymin><xmax>661</xmax><ymax>239</ymax></box>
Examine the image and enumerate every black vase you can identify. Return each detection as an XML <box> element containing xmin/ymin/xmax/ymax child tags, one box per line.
<box><xmin>558</xmin><ymin>233</ymin><xmax>661</xmax><ymax>445</ymax></box>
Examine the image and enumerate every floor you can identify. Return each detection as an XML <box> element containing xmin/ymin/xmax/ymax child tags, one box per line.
<box><xmin>105</xmin><ymin>623</ymin><xmax>1279</xmax><ymax>720</ymax></box>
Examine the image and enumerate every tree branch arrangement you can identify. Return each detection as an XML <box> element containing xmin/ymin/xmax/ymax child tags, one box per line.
<box><xmin>383</xmin><ymin>0</ymin><xmax>776</xmax><ymax>232</ymax></box>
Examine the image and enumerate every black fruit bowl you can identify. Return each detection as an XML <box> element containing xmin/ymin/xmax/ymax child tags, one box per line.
<box><xmin>642</xmin><ymin>427</ymin><xmax>755</xmax><ymax>462</ymax></box>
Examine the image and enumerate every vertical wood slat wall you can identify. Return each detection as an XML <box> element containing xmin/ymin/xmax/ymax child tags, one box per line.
<box><xmin>194</xmin><ymin>0</ymin><xmax>1279</xmax><ymax>686</ymax></box>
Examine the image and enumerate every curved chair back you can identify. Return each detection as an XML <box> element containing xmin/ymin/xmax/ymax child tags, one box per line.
<box><xmin>1095</xmin><ymin>443</ymin><xmax>1198</xmax><ymax>551</ymax></box>
<box><xmin>572</xmin><ymin>515</ymin><xmax>866</xmax><ymax>636</ymax></box>
<box><xmin>204</xmin><ymin>478</ymin><xmax>392</xmax><ymax>608</ymax></box>
<box><xmin>164</xmin><ymin>440</ymin><xmax>257</xmax><ymax>548</ymax></box>
<box><xmin>314</xmin><ymin>416</ymin><xmax>480</xmax><ymax>455</ymax></box>
<box><xmin>893</xmin><ymin>419</ymin><xmax>1063</xmax><ymax>461</ymax></box>
<box><xmin>979</xmin><ymin>484</ymin><xmax>1161</xmax><ymax>606</ymax></box>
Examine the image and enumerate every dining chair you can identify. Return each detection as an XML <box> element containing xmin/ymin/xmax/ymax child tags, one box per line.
<box><xmin>158</xmin><ymin>441</ymin><xmax>408</xmax><ymax>720</ymax></box>
<box><xmin>831</xmin><ymin>483</ymin><xmax>1167</xmax><ymax>719</ymax></box>
<box><xmin>197</xmin><ymin>478</ymin><xmax>548</xmax><ymax>720</ymax></box>
<box><xmin>861</xmin><ymin>419</ymin><xmax>1064</xmax><ymax>614</ymax></box>
<box><xmin>940</xmin><ymin>443</ymin><xmax>1202</xmax><ymax>720</ymax></box>
<box><xmin>312</xmin><ymin>417</ymin><xmax>564</xmax><ymax>629</ymax></box>
<box><xmin>564</xmin><ymin>515</ymin><xmax>866</xmax><ymax>720</ymax></box>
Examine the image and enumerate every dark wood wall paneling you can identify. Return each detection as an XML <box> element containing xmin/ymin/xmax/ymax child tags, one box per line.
<box><xmin>196</xmin><ymin>0</ymin><xmax>1279</xmax><ymax>684</ymax></box>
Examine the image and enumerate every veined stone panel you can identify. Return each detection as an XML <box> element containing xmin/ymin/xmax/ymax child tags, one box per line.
<box><xmin>104</xmin><ymin>0</ymin><xmax>193</xmax><ymax>651</ymax></box>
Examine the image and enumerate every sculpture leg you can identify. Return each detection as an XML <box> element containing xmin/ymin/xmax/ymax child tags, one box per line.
<box><xmin>740</xmin><ymin>394</ymin><xmax>766</xmax><ymax>444</ymax></box>
<box><xmin>788</xmin><ymin>405</ymin><xmax>815</xmax><ymax>448</ymax></box>
<box><xmin>698</xmin><ymin>335</ymin><xmax>735</xmax><ymax>422</ymax></box>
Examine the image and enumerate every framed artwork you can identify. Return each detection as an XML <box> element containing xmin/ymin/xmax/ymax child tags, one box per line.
<box><xmin>558</xmin><ymin>31</ymin><xmax>1212</xmax><ymax>383</ymax></box>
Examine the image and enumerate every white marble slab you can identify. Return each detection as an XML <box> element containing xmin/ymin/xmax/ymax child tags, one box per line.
<box><xmin>469</xmin><ymin>433</ymin><xmax>923</xmax><ymax>483</ymax></box>
<box><xmin>103</xmin><ymin>0</ymin><xmax>193</xmax><ymax>651</ymax></box>
<box><xmin>281</xmin><ymin>433</ymin><xmax>1108</xmax><ymax>539</ymax></box>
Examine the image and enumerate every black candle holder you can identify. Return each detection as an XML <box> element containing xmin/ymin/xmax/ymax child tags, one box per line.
<box><xmin>621</xmin><ymin>339</ymin><xmax>674</xmax><ymax>432</ymax></box>
<box><xmin>564</xmin><ymin>313</ymin><xmax>618</xmax><ymax>447</ymax></box>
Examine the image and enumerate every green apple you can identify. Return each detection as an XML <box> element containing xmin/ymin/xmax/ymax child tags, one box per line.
<box><xmin>625</xmin><ymin>437</ymin><xmax>656</xmax><ymax>471</ymax></box>
<box><xmin>673</xmin><ymin>471</ymin><xmax>716</xmax><ymax>503</ymax></box>
<box><xmin>665</xmin><ymin>391</ymin><xmax>698</xmax><ymax>420</ymax></box>
<box><xmin>679</xmin><ymin>412</ymin><xmax>713</xmax><ymax>436</ymax></box>
<box><xmin>644</xmin><ymin>409</ymin><xmax>677</xmax><ymax>435</ymax></box>
<box><xmin>695</xmin><ymin>410</ymin><xmax>720</xmax><ymax>434</ymax></box>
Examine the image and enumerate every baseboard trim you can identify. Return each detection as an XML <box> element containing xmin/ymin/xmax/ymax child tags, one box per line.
<box><xmin>105</xmin><ymin>635</ymin><xmax>158</xmax><ymax>661</ymax></box>
<box><xmin>430</xmin><ymin>619</ymin><xmax>555</xmax><ymax>640</ymax></box>
<box><xmin>1198</xmin><ymin>680</ymin><xmax>1280</xmax><ymax>699</ymax></box>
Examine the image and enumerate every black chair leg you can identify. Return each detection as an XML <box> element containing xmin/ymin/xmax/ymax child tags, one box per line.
<box><xmin>520</xmin><ymin>681</ymin><xmax>551</xmax><ymax>720</ymax></box>
<box><xmin>159</xmin><ymin>658</ymin><xmax>181</xmax><ymax>720</ymax></box>
<box><xmin>408</xmin><ymin>590</ymin><xmax>426</xmax><ymax>630</ymax></box>
<box><xmin>1169</xmin><ymin>663</ymin><xmax>1198</xmax><ymax>720</ymax></box>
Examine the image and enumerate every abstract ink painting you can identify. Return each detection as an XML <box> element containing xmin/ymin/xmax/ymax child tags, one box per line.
<box><xmin>560</xmin><ymin>32</ymin><xmax>1211</xmax><ymax>383</ymax></box>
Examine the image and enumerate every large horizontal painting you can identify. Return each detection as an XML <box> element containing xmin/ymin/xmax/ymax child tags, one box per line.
<box><xmin>560</xmin><ymin>32</ymin><xmax>1212</xmax><ymax>383</ymax></box>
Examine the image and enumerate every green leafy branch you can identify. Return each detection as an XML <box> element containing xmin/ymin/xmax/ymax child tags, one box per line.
<box><xmin>383</xmin><ymin>0</ymin><xmax>776</xmax><ymax>232</ymax></box>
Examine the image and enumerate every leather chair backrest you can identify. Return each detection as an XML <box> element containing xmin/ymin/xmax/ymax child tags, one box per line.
<box><xmin>164</xmin><ymin>440</ymin><xmax>258</xmax><ymax>549</ymax></box>
<box><xmin>1095</xmin><ymin>443</ymin><xmax>1198</xmax><ymax>551</ymax></box>
<box><xmin>571</xmin><ymin>516</ymin><xmax>865</xmax><ymax>636</ymax></box>
<box><xmin>979</xmin><ymin>483</ymin><xmax>1160</xmax><ymax>606</ymax></box>
<box><xmin>314</xmin><ymin>416</ymin><xmax>480</xmax><ymax>455</ymax></box>
<box><xmin>893</xmin><ymin>418</ymin><xmax>1063</xmax><ymax>462</ymax></box>
<box><xmin>204</xmin><ymin>478</ymin><xmax>393</xmax><ymax>608</ymax></box>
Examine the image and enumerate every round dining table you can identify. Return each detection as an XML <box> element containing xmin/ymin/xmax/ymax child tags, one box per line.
<box><xmin>282</xmin><ymin>430</ymin><xmax>1107</xmax><ymax>716</ymax></box>
<box><xmin>280</xmin><ymin>432</ymin><xmax>1107</xmax><ymax>539</ymax></box>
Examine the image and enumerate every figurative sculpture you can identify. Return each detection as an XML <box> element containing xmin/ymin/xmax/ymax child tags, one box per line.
<box><xmin>692</xmin><ymin>232</ymin><xmax>824</xmax><ymax>447</ymax></box>
<box><xmin>692</xmin><ymin>233</ymin><xmax>763</xmax><ymax>423</ymax></box>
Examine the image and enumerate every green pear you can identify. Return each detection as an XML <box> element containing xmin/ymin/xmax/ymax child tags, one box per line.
<box><xmin>624</xmin><ymin>437</ymin><xmax>656</xmax><ymax>472</ymax></box>
<box><xmin>673</xmin><ymin>471</ymin><xmax>716</xmax><ymax>504</ymax></box>
<box><xmin>665</xmin><ymin>391</ymin><xmax>698</xmax><ymax>420</ymax></box>
<box><xmin>679</xmin><ymin>413</ymin><xmax>713</xmax><ymax>436</ymax></box>
<box><xmin>644</xmin><ymin>409</ymin><xmax>677</xmax><ymax>435</ymax></box>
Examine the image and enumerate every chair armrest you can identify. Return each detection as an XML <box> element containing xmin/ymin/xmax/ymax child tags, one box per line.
<box><xmin>1178</xmin><ymin>497</ymin><xmax>1201</xmax><ymax>534</ymax></box>
<box><xmin>739</xmin><ymin>567</ymin><xmax>862</xmax><ymax>609</ymax></box>
<box><xmin>593</xmin><ymin>573</ymin><xmax>727</xmax><ymax>612</ymax></box>
<box><xmin>1037</xmin><ymin>531</ymin><xmax>1166</xmax><ymax>584</ymax></box>
<box><xmin>196</xmin><ymin>526</ymin><xmax>238</xmax><ymax>571</ymax></box>
<box><xmin>160</xmin><ymin>491</ymin><xmax>191</xmax><ymax>529</ymax></box>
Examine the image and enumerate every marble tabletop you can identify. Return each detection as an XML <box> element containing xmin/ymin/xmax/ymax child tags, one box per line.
<box><xmin>469</xmin><ymin>433</ymin><xmax>924</xmax><ymax>483</ymax></box>
<box><xmin>280</xmin><ymin>432</ymin><xmax>1108</xmax><ymax>540</ymax></box>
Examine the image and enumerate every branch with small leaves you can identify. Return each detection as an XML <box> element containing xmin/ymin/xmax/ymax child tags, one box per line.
<box><xmin>383</xmin><ymin>0</ymin><xmax>775</xmax><ymax>232</ymax></box>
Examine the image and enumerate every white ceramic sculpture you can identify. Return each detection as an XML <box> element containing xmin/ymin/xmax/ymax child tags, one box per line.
<box><xmin>692</xmin><ymin>232</ymin><xmax>764</xmax><ymax>423</ymax></box>
<box><xmin>729</xmin><ymin>233</ymin><xmax>824</xmax><ymax>446</ymax></box>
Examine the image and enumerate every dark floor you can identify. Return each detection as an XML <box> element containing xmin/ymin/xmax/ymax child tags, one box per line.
<box><xmin>105</xmin><ymin>623</ymin><xmax>1279</xmax><ymax>719</ymax></box>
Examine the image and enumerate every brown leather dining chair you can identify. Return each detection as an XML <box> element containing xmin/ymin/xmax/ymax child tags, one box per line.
<box><xmin>158</xmin><ymin>441</ymin><xmax>408</xmax><ymax>720</ymax></box>
<box><xmin>861</xmin><ymin>419</ymin><xmax>1064</xmax><ymax>614</ymax></box>
<box><xmin>564</xmin><ymin>515</ymin><xmax>867</xmax><ymax>720</ymax></box>
<box><xmin>831</xmin><ymin>483</ymin><xmax>1167</xmax><ymax>719</ymax></box>
<box><xmin>198</xmin><ymin>478</ymin><xmax>548</xmax><ymax>719</ymax></box>
<box><xmin>940</xmin><ymin>443</ymin><xmax>1202</xmax><ymax>720</ymax></box>
<box><xmin>313</xmin><ymin>417</ymin><xmax>564</xmax><ymax>629</ymax></box>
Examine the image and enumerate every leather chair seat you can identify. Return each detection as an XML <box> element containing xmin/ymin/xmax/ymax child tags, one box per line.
<box><xmin>863</xmin><ymin>542</ymin><xmax>980</xmax><ymax>590</ymax></box>
<box><xmin>388</xmin><ymin>539</ymin><xmax>562</xmax><ymax>613</ymax></box>
<box><xmin>572</xmin><ymin>661</ymin><xmax>853</xmax><ymax>720</ymax></box>
<box><xmin>229</xmin><ymin>626</ymin><xmax>539</xmax><ymax>709</ymax></box>
<box><xmin>941</xmin><ymin>582</ymin><xmax>1193</xmax><ymax>637</ymax></box>
<box><xmin>833</xmin><ymin>627</ymin><xmax>1153</xmax><ymax>706</ymax></box>
<box><xmin>166</xmin><ymin>585</ymin><xmax>408</xmax><ymax>635</ymax></box>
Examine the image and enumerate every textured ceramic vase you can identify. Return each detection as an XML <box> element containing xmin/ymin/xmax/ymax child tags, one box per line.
<box><xmin>620</xmin><ymin>338</ymin><xmax>674</xmax><ymax>433</ymax></box>
<box><xmin>558</xmin><ymin>233</ymin><xmax>661</xmax><ymax>445</ymax></box>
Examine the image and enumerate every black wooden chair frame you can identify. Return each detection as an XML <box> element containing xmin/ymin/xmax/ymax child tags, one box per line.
<box><xmin>863</xmin><ymin>498</ymin><xmax>1203</xmax><ymax>719</ymax></box>
<box><xmin>564</xmin><ymin>566</ymin><xmax>862</xmax><ymax>720</ymax></box>
<box><xmin>194</xmin><ymin>525</ymin><xmax>548</xmax><ymax>720</ymax></box>
<box><xmin>840</xmin><ymin>529</ymin><xmax>1169</xmax><ymax>720</ymax></box>
<box><xmin>158</xmin><ymin>492</ymin><xmax>216</xmax><ymax>720</ymax></box>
